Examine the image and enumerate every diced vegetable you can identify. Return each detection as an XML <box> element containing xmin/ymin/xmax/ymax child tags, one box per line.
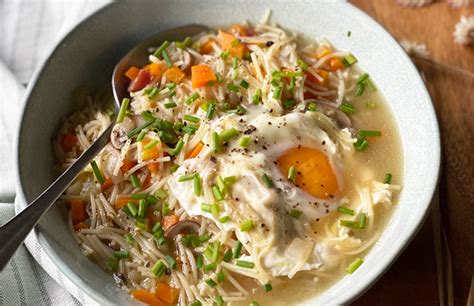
<box><xmin>120</xmin><ymin>159</ymin><xmax>137</xmax><ymax>173</ymax></box>
<box><xmin>141</xmin><ymin>139</ymin><xmax>160</xmax><ymax>161</ymax></box>
<box><xmin>61</xmin><ymin>133</ymin><xmax>77</xmax><ymax>152</ymax></box>
<box><xmin>90</xmin><ymin>160</ymin><xmax>105</xmax><ymax>184</ymax></box>
<box><xmin>147</xmin><ymin>162</ymin><xmax>160</xmax><ymax>173</ymax></box>
<box><xmin>101</xmin><ymin>177</ymin><xmax>113</xmax><ymax>191</ymax></box>
<box><xmin>218</xmin><ymin>31</ymin><xmax>246</xmax><ymax>59</ymax></box>
<box><xmin>162</xmin><ymin>214</ymin><xmax>179</xmax><ymax>231</ymax></box>
<box><xmin>230</xmin><ymin>24</ymin><xmax>249</xmax><ymax>36</ymax></box>
<box><xmin>191</xmin><ymin>64</ymin><xmax>217</xmax><ymax>88</ymax></box>
<box><xmin>128</xmin><ymin>69</ymin><xmax>152</xmax><ymax>92</ymax></box>
<box><xmin>144</xmin><ymin>63</ymin><xmax>166</xmax><ymax>78</ymax></box>
<box><xmin>346</xmin><ymin>258</ymin><xmax>364</xmax><ymax>274</ymax></box>
<box><xmin>316</xmin><ymin>45</ymin><xmax>332</xmax><ymax>59</ymax></box>
<box><xmin>114</xmin><ymin>198</ymin><xmax>139</xmax><ymax>210</ymax></box>
<box><xmin>70</xmin><ymin>199</ymin><xmax>86</xmax><ymax>224</ymax></box>
<box><xmin>384</xmin><ymin>173</ymin><xmax>393</xmax><ymax>184</ymax></box>
<box><xmin>155</xmin><ymin>282</ymin><xmax>179</xmax><ymax>304</ymax></box>
<box><xmin>186</xmin><ymin>142</ymin><xmax>204</xmax><ymax>159</ymax></box>
<box><xmin>329</xmin><ymin>58</ymin><xmax>344</xmax><ymax>71</ymax></box>
<box><xmin>240</xmin><ymin>219</ymin><xmax>254</xmax><ymax>232</ymax></box>
<box><xmin>125</xmin><ymin>66</ymin><xmax>140</xmax><ymax>80</ymax></box>
<box><xmin>199</xmin><ymin>40</ymin><xmax>214</xmax><ymax>54</ymax></box>
<box><xmin>131</xmin><ymin>290</ymin><xmax>166</xmax><ymax>306</ymax></box>
<box><xmin>163</xmin><ymin>67</ymin><xmax>185</xmax><ymax>84</ymax></box>
<box><xmin>73</xmin><ymin>222</ymin><xmax>89</xmax><ymax>231</ymax></box>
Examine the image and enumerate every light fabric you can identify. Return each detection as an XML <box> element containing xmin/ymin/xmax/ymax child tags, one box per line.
<box><xmin>0</xmin><ymin>1</ymin><xmax>111</xmax><ymax>305</ymax></box>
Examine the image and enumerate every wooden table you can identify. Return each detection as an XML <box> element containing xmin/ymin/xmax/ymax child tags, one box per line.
<box><xmin>349</xmin><ymin>1</ymin><xmax>474</xmax><ymax>305</ymax></box>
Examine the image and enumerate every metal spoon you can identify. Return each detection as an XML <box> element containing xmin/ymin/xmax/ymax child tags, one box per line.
<box><xmin>0</xmin><ymin>24</ymin><xmax>208</xmax><ymax>271</ymax></box>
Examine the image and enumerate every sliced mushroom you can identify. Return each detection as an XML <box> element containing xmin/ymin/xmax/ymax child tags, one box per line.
<box><xmin>110</xmin><ymin>116</ymin><xmax>134</xmax><ymax>149</ymax></box>
<box><xmin>313</xmin><ymin>103</ymin><xmax>352</xmax><ymax>129</ymax></box>
<box><xmin>165</xmin><ymin>220</ymin><xmax>200</xmax><ymax>239</ymax></box>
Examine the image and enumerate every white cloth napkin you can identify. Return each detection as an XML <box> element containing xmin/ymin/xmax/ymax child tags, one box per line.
<box><xmin>0</xmin><ymin>1</ymin><xmax>110</xmax><ymax>305</ymax></box>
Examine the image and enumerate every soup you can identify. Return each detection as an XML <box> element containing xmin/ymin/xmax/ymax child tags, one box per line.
<box><xmin>53</xmin><ymin>12</ymin><xmax>402</xmax><ymax>306</ymax></box>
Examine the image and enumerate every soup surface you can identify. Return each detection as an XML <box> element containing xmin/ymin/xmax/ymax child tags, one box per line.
<box><xmin>54</xmin><ymin>12</ymin><xmax>403</xmax><ymax>306</ymax></box>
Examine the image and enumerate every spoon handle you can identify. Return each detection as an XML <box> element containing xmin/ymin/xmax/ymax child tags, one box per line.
<box><xmin>0</xmin><ymin>121</ymin><xmax>115</xmax><ymax>271</ymax></box>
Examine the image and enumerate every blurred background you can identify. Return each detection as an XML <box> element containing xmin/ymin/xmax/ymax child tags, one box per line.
<box><xmin>0</xmin><ymin>1</ymin><xmax>473</xmax><ymax>305</ymax></box>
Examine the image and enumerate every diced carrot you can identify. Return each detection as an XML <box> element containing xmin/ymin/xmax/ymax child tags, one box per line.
<box><xmin>229</xmin><ymin>24</ymin><xmax>249</xmax><ymax>37</ymax></box>
<box><xmin>306</xmin><ymin>69</ymin><xmax>329</xmax><ymax>86</ymax></box>
<box><xmin>61</xmin><ymin>133</ymin><xmax>77</xmax><ymax>152</ymax></box>
<box><xmin>74</xmin><ymin>222</ymin><xmax>89</xmax><ymax>231</ymax></box>
<box><xmin>128</xmin><ymin>69</ymin><xmax>153</xmax><ymax>92</ymax></box>
<box><xmin>147</xmin><ymin>162</ymin><xmax>160</xmax><ymax>173</ymax></box>
<box><xmin>329</xmin><ymin>58</ymin><xmax>344</xmax><ymax>71</ymax></box>
<box><xmin>199</xmin><ymin>40</ymin><xmax>214</xmax><ymax>54</ymax></box>
<box><xmin>186</xmin><ymin>142</ymin><xmax>204</xmax><ymax>159</ymax></box>
<box><xmin>162</xmin><ymin>215</ymin><xmax>179</xmax><ymax>231</ymax></box>
<box><xmin>141</xmin><ymin>139</ymin><xmax>160</xmax><ymax>161</ymax></box>
<box><xmin>163</xmin><ymin>67</ymin><xmax>185</xmax><ymax>84</ymax></box>
<box><xmin>142</xmin><ymin>173</ymin><xmax>152</xmax><ymax>190</ymax></box>
<box><xmin>316</xmin><ymin>45</ymin><xmax>332</xmax><ymax>59</ymax></box>
<box><xmin>70</xmin><ymin>199</ymin><xmax>86</xmax><ymax>224</ymax></box>
<box><xmin>218</xmin><ymin>30</ymin><xmax>246</xmax><ymax>59</ymax></box>
<box><xmin>191</xmin><ymin>64</ymin><xmax>217</xmax><ymax>88</ymax></box>
<box><xmin>120</xmin><ymin>159</ymin><xmax>137</xmax><ymax>174</ymax></box>
<box><xmin>132</xmin><ymin>290</ymin><xmax>166</xmax><ymax>306</ymax></box>
<box><xmin>144</xmin><ymin>63</ymin><xmax>166</xmax><ymax>78</ymax></box>
<box><xmin>125</xmin><ymin>66</ymin><xmax>140</xmax><ymax>80</ymax></box>
<box><xmin>155</xmin><ymin>282</ymin><xmax>179</xmax><ymax>304</ymax></box>
<box><xmin>101</xmin><ymin>177</ymin><xmax>113</xmax><ymax>191</ymax></box>
<box><xmin>115</xmin><ymin>198</ymin><xmax>139</xmax><ymax>210</ymax></box>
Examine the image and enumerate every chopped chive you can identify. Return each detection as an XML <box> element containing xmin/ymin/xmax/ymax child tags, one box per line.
<box><xmin>358</xmin><ymin>130</ymin><xmax>382</xmax><ymax>137</ymax></box>
<box><xmin>185</xmin><ymin>92</ymin><xmax>200</xmax><ymax>105</ymax></box>
<box><xmin>141</xmin><ymin>111</ymin><xmax>155</xmax><ymax>122</ymax></box>
<box><xmin>240</xmin><ymin>79</ymin><xmax>250</xmax><ymax>89</ymax></box>
<box><xmin>211</xmin><ymin>203</ymin><xmax>220</xmax><ymax>216</ymax></box>
<box><xmin>182</xmin><ymin>124</ymin><xmax>198</xmax><ymax>135</ymax></box>
<box><xmin>182</xmin><ymin>37</ymin><xmax>192</xmax><ymax>47</ymax></box>
<box><xmin>365</xmin><ymin>79</ymin><xmax>377</xmax><ymax>92</ymax></box>
<box><xmin>151</xmin><ymin>260</ymin><xmax>166</xmax><ymax>277</ymax></box>
<box><xmin>223</xmin><ymin>250</ymin><xmax>233</xmax><ymax>262</ymax></box>
<box><xmin>366</xmin><ymin>101</ymin><xmax>377</xmax><ymax>109</ymax></box>
<box><xmin>112</xmin><ymin>250</ymin><xmax>129</xmax><ymax>259</ymax></box>
<box><xmin>217</xmin><ymin>271</ymin><xmax>226</xmax><ymax>282</ymax></box>
<box><xmin>227</xmin><ymin>83</ymin><xmax>240</xmax><ymax>92</ymax></box>
<box><xmin>251</xmin><ymin>301</ymin><xmax>260</xmax><ymax>306</ymax></box>
<box><xmin>145</xmin><ymin>195</ymin><xmax>157</xmax><ymax>205</ymax></box>
<box><xmin>220</xmin><ymin>128</ymin><xmax>239</xmax><ymax>142</ymax></box>
<box><xmin>216</xmin><ymin>72</ymin><xmax>224</xmax><ymax>84</ymax></box>
<box><xmin>232</xmin><ymin>69</ymin><xmax>238</xmax><ymax>80</ymax></box>
<box><xmin>232</xmin><ymin>57</ymin><xmax>238</xmax><ymax>69</ymax></box>
<box><xmin>297</xmin><ymin>59</ymin><xmax>309</xmax><ymax>71</ymax></box>
<box><xmin>358</xmin><ymin>213</ymin><xmax>367</xmax><ymax>229</ymax></box>
<box><xmin>90</xmin><ymin>160</ymin><xmax>105</xmax><ymax>184</ymax></box>
<box><xmin>355</xmin><ymin>83</ymin><xmax>366</xmax><ymax>96</ymax></box>
<box><xmin>252</xmin><ymin>89</ymin><xmax>262</xmax><ymax>104</ymax></box>
<box><xmin>272</xmin><ymin>86</ymin><xmax>282</xmax><ymax>100</ymax></box>
<box><xmin>289</xmin><ymin>209</ymin><xmax>302</xmax><ymax>219</ymax></box>
<box><xmin>224</xmin><ymin>176</ymin><xmax>236</xmax><ymax>185</ymax></box>
<box><xmin>165</xmin><ymin>255</ymin><xmax>177</xmax><ymax>269</ymax></box>
<box><xmin>240</xmin><ymin>219</ymin><xmax>253</xmax><ymax>232</ymax></box>
<box><xmin>116</xmin><ymin>98</ymin><xmax>130</xmax><ymax>123</ymax></box>
<box><xmin>143</xmin><ymin>139</ymin><xmax>158</xmax><ymax>150</ymax></box>
<box><xmin>206</xmin><ymin>278</ymin><xmax>217</xmax><ymax>288</ymax></box>
<box><xmin>211</xmin><ymin>241</ymin><xmax>221</xmax><ymax>263</ymax></box>
<box><xmin>168</xmin><ymin>89</ymin><xmax>176</xmax><ymax>97</ymax></box>
<box><xmin>201</xmin><ymin>203</ymin><xmax>212</xmax><ymax>213</ymax></box>
<box><xmin>340</xmin><ymin>102</ymin><xmax>355</xmax><ymax>114</ymax></box>
<box><xmin>136</xmin><ymin>129</ymin><xmax>147</xmax><ymax>141</ymax></box>
<box><xmin>239</xmin><ymin>136</ymin><xmax>251</xmax><ymax>148</ymax></box>
<box><xmin>105</xmin><ymin>107</ymin><xmax>115</xmax><ymax>117</ymax></box>
<box><xmin>220</xmin><ymin>50</ymin><xmax>230</xmax><ymax>60</ymax></box>
<box><xmin>127</xmin><ymin>119</ymin><xmax>155</xmax><ymax>138</ymax></box>
<box><xmin>122</xmin><ymin>205</ymin><xmax>134</xmax><ymax>218</ymax></box>
<box><xmin>216</xmin><ymin>296</ymin><xmax>224</xmax><ymax>306</ymax></box>
<box><xmin>190</xmin><ymin>301</ymin><xmax>202</xmax><ymax>306</ymax></box>
<box><xmin>219</xmin><ymin>215</ymin><xmax>231</xmax><ymax>223</ymax></box>
<box><xmin>183</xmin><ymin>114</ymin><xmax>200</xmax><ymax>123</ymax></box>
<box><xmin>283</xmin><ymin>98</ymin><xmax>296</xmax><ymax>109</ymax></box>
<box><xmin>212</xmin><ymin>186</ymin><xmax>224</xmax><ymax>201</ymax></box>
<box><xmin>126</xmin><ymin>233</ymin><xmax>134</xmax><ymax>244</ymax></box>
<box><xmin>263</xmin><ymin>282</ymin><xmax>272</xmax><ymax>292</ymax></box>
<box><xmin>155</xmin><ymin>189</ymin><xmax>167</xmax><ymax>199</ymax></box>
<box><xmin>347</xmin><ymin>30</ymin><xmax>352</xmax><ymax>37</ymax></box>
<box><xmin>212</xmin><ymin>132</ymin><xmax>221</xmax><ymax>153</ymax></box>
<box><xmin>206</xmin><ymin>101</ymin><xmax>216</xmax><ymax>119</ymax></box>
<box><xmin>204</xmin><ymin>263</ymin><xmax>216</xmax><ymax>272</ymax></box>
<box><xmin>130</xmin><ymin>174</ymin><xmax>141</xmax><ymax>188</ymax></box>
<box><xmin>107</xmin><ymin>257</ymin><xmax>119</xmax><ymax>271</ymax></box>
<box><xmin>354</xmin><ymin>137</ymin><xmax>369</xmax><ymax>151</ymax></box>
<box><xmin>236</xmin><ymin>260</ymin><xmax>255</xmax><ymax>268</ymax></box>
<box><xmin>196</xmin><ymin>254</ymin><xmax>203</xmax><ymax>269</ymax></box>
<box><xmin>169</xmin><ymin>138</ymin><xmax>184</xmax><ymax>156</ymax></box>
<box><xmin>161</xmin><ymin>202</ymin><xmax>170</xmax><ymax>216</ymax></box>
<box><xmin>138</xmin><ymin>199</ymin><xmax>147</xmax><ymax>218</ymax></box>
<box><xmin>170</xmin><ymin>164</ymin><xmax>179</xmax><ymax>173</ymax></box>
<box><xmin>337</xmin><ymin>206</ymin><xmax>354</xmax><ymax>216</ymax></box>
<box><xmin>131</xmin><ymin>193</ymin><xmax>147</xmax><ymax>200</ymax></box>
<box><xmin>262</xmin><ymin>173</ymin><xmax>273</xmax><ymax>188</ymax></box>
<box><xmin>383</xmin><ymin>173</ymin><xmax>393</xmax><ymax>184</ymax></box>
<box><xmin>308</xmin><ymin>102</ymin><xmax>317</xmax><ymax>112</ymax></box>
<box><xmin>194</xmin><ymin>174</ymin><xmax>202</xmax><ymax>196</ymax></box>
<box><xmin>216</xmin><ymin>176</ymin><xmax>227</xmax><ymax>195</ymax></box>
<box><xmin>342</xmin><ymin>53</ymin><xmax>357</xmax><ymax>66</ymax></box>
<box><xmin>346</xmin><ymin>258</ymin><xmax>363</xmax><ymax>274</ymax></box>
<box><xmin>356</xmin><ymin>73</ymin><xmax>369</xmax><ymax>84</ymax></box>
<box><xmin>233</xmin><ymin>241</ymin><xmax>243</xmax><ymax>258</ymax></box>
<box><xmin>289</xmin><ymin>76</ymin><xmax>296</xmax><ymax>92</ymax></box>
<box><xmin>339</xmin><ymin>219</ymin><xmax>359</xmax><ymax>228</ymax></box>
<box><xmin>178</xmin><ymin>173</ymin><xmax>196</xmax><ymax>182</ymax></box>
<box><xmin>164</xmin><ymin>101</ymin><xmax>177</xmax><ymax>109</ymax></box>
<box><xmin>126</xmin><ymin>202</ymin><xmax>138</xmax><ymax>217</ymax></box>
<box><xmin>288</xmin><ymin>166</ymin><xmax>297</xmax><ymax>182</ymax></box>
<box><xmin>152</xmin><ymin>222</ymin><xmax>162</xmax><ymax>234</ymax></box>
<box><xmin>148</xmin><ymin>87</ymin><xmax>159</xmax><ymax>99</ymax></box>
<box><xmin>153</xmin><ymin>40</ymin><xmax>170</xmax><ymax>57</ymax></box>
<box><xmin>166</xmin><ymin>82</ymin><xmax>176</xmax><ymax>90</ymax></box>
<box><xmin>135</xmin><ymin>217</ymin><xmax>148</xmax><ymax>230</ymax></box>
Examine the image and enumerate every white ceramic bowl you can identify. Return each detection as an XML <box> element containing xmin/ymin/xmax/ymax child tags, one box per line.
<box><xmin>15</xmin><ymin>0</ymin><xmax>440</xmax><ymax>304</ymax></box>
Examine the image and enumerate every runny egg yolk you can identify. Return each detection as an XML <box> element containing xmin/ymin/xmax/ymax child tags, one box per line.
<box><xmin>277</xmin><ymin>147</ymin><xmax>339</xmax><ymax>199</ymax></box>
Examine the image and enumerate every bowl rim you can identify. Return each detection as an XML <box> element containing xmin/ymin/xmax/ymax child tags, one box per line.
<box><xmin>14</xmin><ymin>1</ymin><xmax>440</xmax><ymax>304</ymax></box>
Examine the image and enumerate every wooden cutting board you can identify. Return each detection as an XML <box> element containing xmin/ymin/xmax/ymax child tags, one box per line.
<box><xmin>349</xmin><ymin>1</ymin><xmax>474</xmax><ymax>305</ymax></box>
